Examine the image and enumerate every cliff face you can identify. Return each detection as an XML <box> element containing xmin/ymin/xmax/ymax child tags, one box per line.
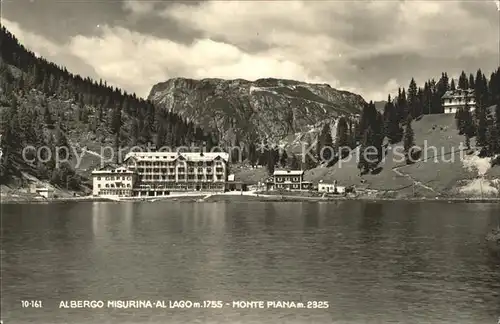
<box><xmin>148</xmin><ymin>77</ymin><xmax>365</xmax><ymax>145</ymax></box>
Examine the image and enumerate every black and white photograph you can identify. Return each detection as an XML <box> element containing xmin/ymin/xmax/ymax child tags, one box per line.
<box><xmin>1</xmin><ymin>0</ymin><xmax>500</xmax><ymax>323</ymax></box>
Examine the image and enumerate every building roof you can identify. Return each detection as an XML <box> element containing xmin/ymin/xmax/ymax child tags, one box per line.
<box><xmin>442</xmin><ymin>89</ymin><xmax>475</xmax><ymax>99</ymax></box>
<box><xmin>124</xmin><ymin>151</ymin><xmax>229</xmax><ymax>163</ymax></box>
<box><xmin>91</xmin><ymin>165</ymin><xmax>135</xmax><ymax>174</ymax></box>
<box><xmin>273</xmin><ymin>170</ymin><xmax>304</xmax><ymax>176</ymax></box>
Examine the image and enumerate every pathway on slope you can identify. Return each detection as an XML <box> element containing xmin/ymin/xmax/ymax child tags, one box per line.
<box><xmin>390</xmin><ymin>147</ymin><xmax>470</xmax><ymax>193</ymax></box>
<box><xmin>392</xmin><ymin>166</ymin><xmax>436</xmax><ymax>192</ymax></box>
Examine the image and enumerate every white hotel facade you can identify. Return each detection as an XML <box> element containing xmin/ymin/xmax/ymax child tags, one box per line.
<box><xmin>92</xmin><ymin>151</ymin><xmax>229</xmax><ymax>198</ymax></box>
<box><xmin>441</xmin><ymin>89</ymin><xmax>476</xmax><ymax>114</ymax></box>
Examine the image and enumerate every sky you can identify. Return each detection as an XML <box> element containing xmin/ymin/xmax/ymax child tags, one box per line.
<box><xmin>1</xmin><ymin>0</ymin><xmax>499</xmax><ymax>101</ymax></box>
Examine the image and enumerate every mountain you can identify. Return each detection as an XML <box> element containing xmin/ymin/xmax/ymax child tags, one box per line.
<box><xmin>148</xmin><ymin>77</ymin><xmax>365</xmax><ymax>145</ymax></box>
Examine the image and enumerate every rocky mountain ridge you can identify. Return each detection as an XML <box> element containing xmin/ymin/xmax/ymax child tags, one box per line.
<box><xmin>148</xmin><ymin>77</ymin><xmax>365</xmax><ymax>146</ymax></box>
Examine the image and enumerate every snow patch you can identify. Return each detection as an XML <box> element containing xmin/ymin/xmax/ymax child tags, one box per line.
<box><xmin>459</xmin><ymin>178</ymin><xmax>499</xmax><ymax>196</ymax></box>
<box><xmin>249</xmin><ymin>86</ymin><xmax>278</xmax><ymax>95</ymax></box>
<box><xmin>462</xmin><ymin>152</ymin><xmax>495</xmax><ymax>176</ymax></box>
<box><xmin>464</xmin><ymin>153</ymin><xmax>493</xmax><ymax>176</ymax></box>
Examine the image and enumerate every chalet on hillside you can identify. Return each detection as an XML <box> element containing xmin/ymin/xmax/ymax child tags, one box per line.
<box><xmin>441</xmin><ymin>89</ymin><xmax>476</xmax><ymax>114</ymax></box>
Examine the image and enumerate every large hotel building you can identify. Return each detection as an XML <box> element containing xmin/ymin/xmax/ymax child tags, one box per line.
<box><xmin>92</xmin><ymin>151</ymin><xmax>229</xmax><ymax>198</ymax></box>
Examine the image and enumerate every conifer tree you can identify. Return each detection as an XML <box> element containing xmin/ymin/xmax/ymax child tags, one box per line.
<box><xmin>288</xmin><ymin>153</ymin><xmax>300</xmax><ymax>170</ymax></box>
<box><xmin>303</xmin><ymin>137</ymin><xmax>317</xmax><ymax>170</ymax></box>
<box><xmin>468</xmin><ymin>73</ymin><xmax>475</xmax><ymax>90</ymax></box>
<box><xmin>279</xmin><ymin>149</ymin><xmax>288</xmax><ymax>168</ymax></box>
<box><xmin>403</xmin><ymin>116</ymin><xmax>415</xmax><ymax>163</ymax></box>
<box><xmin>266</xmin><ymin>148</ymin><xmax>276</xmax><ymax>175</ymax></box>
<box><xmin>407</xmin><ymin>78</ymin><xmax>418</xmax><ymax>118</ymax></box>
<box><xmin>450</xmin><ymin>79</ymin><xmax>456</xmax><ymax>91</ymax></box>
<box><xmin>248</xmin><ymin>142</ymin><xmax>258</xmax><ymax>167</ymax></box>
<box><xmin>335</xmin><ymin>116</ymin><xmax>350</xmax><ymax>158</ymax></box>
<box><xmin>358</xmin><ymin>127</ymin><xmax>373</xmax><ymax>174</ymax></box>
<box><xmin>317</xmin><ymin>123</ymin><xmax>333</xmax><ymax>164</ymax></box>
<box><xmin>475</xmin><ymin>105</ymin><xmax>488</xmax><ymax>148</ymax></box>
<box><xmin>383</xmin><ymin>97</ymin><xmax>402</xmax><ymax>144</ymax></box>
<box><xmin>458</xmin><ymin>71</ymin><xmax>468</xmax><ymax>89</ymax></box>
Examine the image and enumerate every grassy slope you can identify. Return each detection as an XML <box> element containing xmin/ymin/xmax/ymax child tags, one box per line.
<box><xmin>234</xmin><ymin>113</ymin><xmax>500</xmax><ymax>197</ymax></box>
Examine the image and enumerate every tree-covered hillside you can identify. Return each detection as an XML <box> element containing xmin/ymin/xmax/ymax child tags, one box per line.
<box><xmin>0</xmin><ymin>25</ymin><xmax>217</xmax><ymax>189</ymax></box>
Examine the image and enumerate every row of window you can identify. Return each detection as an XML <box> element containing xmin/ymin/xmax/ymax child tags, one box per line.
<box><xmin>129</xmin><ymin>161</ymin><xmax>224</xmax><ymax>167</ymax></box>
<box><xmin>139</xmin><ymin>175</ymin><xmax>224</xmax><ymax>181</ymax></box>
<box><xmin>275</xmin><ymin>177</ymin><xmax>301</xmax><ymax>182</ymax></box>
<box><xmin>130</xmin><ymin>156</ymin><xmax>225</xmax><ymax>160</ymax></box>
<box><xmin>133</xmin><ymin>168</ymin><xmax>219</xmax><ymax>173</ymax></box>
<box><xmin>97</xmin><ymin>183</ymin><xmax>132</xmax><ymax>188</ymax></box>
<box><xmin>98</xmin><ymin>189</ymin><xmax>132</xmax><ymax>196</ymax></box>
<box><xmin>136</xmin><ymin>183</ymin><xmax>225</xmax><ymax>189</ymax></box>
<box><xmin>445</xmin><ymin>98</ymin><xmax>475</xmax><ymax>104</ymax></box>
<box><xmin>96</xmin><ymin>176</ymin><xmax>132</xmax><ymax>181</ymax></box>
<box><xmin>109</xmin><ymin>169</ymin><xmax>129</xmax><ymax>173</ymax></box>
<box><xmin>276</xmin><ymin>184</ymin><xmax>300</xmax><ymax>189</ymax></box>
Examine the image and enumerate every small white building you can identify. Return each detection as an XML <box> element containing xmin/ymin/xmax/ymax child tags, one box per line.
<box><xmin>37</xmin><ymin>187</ymin><xmax>55</xmax><ymax>198</ymax></box>
<box><xmin>91</xmin><ymin>165</ymin><xmax>136</xmax><ymax>197</ymax></box>
<box><xmin>442</xmin><ymin>89</ymin><xmax>476</xmax><ymax>114</ymax></box>
<box><xmin>29</xmin><ymin>184</ymin><xmax>55</xmax><ymax>198</ymax></box>
<box><xmin>318</xmin><ymin>180</ymin><xmax>345</xmax><ymax>194</ymax></box>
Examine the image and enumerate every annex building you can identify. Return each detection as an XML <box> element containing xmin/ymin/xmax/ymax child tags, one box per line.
<box><xmin>442</xmin><ymin>89</ymin><xmax>476</xmax><ymax>114</ymax></box>
<box><xmin>265</xmin><ymin>169</ymin><xmax>313</xmax><ymax>191</ymax></box>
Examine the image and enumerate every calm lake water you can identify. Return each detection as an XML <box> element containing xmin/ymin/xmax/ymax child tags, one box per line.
<box><xmin>1</xmin><ymin>201</ymin><xmax>500</xmax><ymax>324</ymax></box>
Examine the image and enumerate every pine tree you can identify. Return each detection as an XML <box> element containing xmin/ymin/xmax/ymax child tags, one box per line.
<box><xmin>317</xmin><ymin>123</ymin><xmax>333</xmax><ymax>163</ymax></box>
<box><xmin>279</xmin><ymin>149</ymin><xmax>288</xmax><ymax>168</ymax></box>
<box><xmin>486</xmin><ymin>121</ymin><xmax>499</xmax><ymax>155</ymax></box>
<box><xmin>458</xmin><ymin>71</ymin><xmax>468</xmax><ymax>90</ymax></box>
<box><xmin>384</xmin><ymin>100</ymin><xmax>402</xmax><ymax>144</ymax></box>
<box><xmin>468</xmin><ymin>73</ymin><xmax>475</xmax><ymax>90</ymax></box>
<box><xmin>288</xmin><ymin>153</ymin><xmax>300</xmax><ymax>169</ymax></box>
<box><xmin>407</xmin><ymin>78</ymin><xmax>418</xmax><ymax>118</ymax></box>
<box><xmin>403</xmin><ymin>116</ymin><xmax>415</xmax><ymax>163</ymax></box>
<box><xmin>266</xmin><ymin>148</ymin><xmax>276</xmax><ymax>175</ymax></box>
<box><xmin>303</xmin><ymin>137</ymin><xmax>317</xmax><ymax>170</ymax></box>
<box><xmin>423</xmin><ymin>81</ymin><xmax>433</xmax><ymax>115</ymax></box>
<box><xmin>129</xmin><ymin>119</ymin><xmax>139</xmax><ymax>147</ymax></box>
<box><xmin>450</xmin><ymin>79</ymin><xmax>456</xmax><ymax>91</ymax></box>
<box><xmin>248</xmin><ymin>142</ymin><xmax>258</xmax><ymax>167</ymax></box>
<box><xmin>358</xmin><ymin>127</ymin><xmax>373</xmax><ymax>174</ymax></box>
<box><xmin>155</xmin><ymin>123</ymin><xmax>166</xmax><ymax>149</ymax></box>
<box><xmin>335</xmin><ymin>116</ymin><xmax>350</xmax><ymax>158</ymax></box>
<box><xmin>475</xmin><ymin>105</ymin><xmax>488</xmax><ymax>148</ymax></box>
<box><xmin>399</xmin><ymin>88</ymin><xmax>409</xmax><ymax>121</ymax></box>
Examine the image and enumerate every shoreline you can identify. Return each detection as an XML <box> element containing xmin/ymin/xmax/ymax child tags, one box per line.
<box><xmin>2</xmin><ymin>192</ymin><xmax>500</xmax><ymax>204</ymax></box>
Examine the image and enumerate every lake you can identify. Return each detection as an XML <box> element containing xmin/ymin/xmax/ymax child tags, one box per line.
<box><xmin>1</xmin><ymin>201</ymin><xmax>499</xmax><ymax>324</ymax></box>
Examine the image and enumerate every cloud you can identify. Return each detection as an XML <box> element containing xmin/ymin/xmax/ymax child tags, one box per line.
<box><xmin>122</xmin><ymin>0</ymin><xmax>155</xmax><ymax>15</ymax></box>
<box><xmin>1</xmin><ymin>19</ymin><xmax>62</xmax><ymax>57</ymax></box>
<box><xmin>3</xmin><ymin>1</ymin><xmax>499</xmax><ymax>102</ymax></box>
<box><xmin>159</xmin><ymin>0</ymin><xmax>498</xmax><ymax>99</ymax></box>
<box><xmin>68</xmin><ymin>26</ymin><xmax>335</xmax><ymax>97</ymax></box>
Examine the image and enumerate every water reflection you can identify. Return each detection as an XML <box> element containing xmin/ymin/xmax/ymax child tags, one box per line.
<box><xmin>303</xmin><ymin>203</ymin><xmax>319</xmax><ymax>228</ymax></box>
<box><xmin>92</xmin><ymin>202</ymin><xmax>134</xmax><ymax>240</ymax></box>
<box><xmin>359</xmin><ymin>202</ymin><xmax>384</xmax><ymax>242</ymax></box>
<box><xmin>2</xmin><ymin>201</ymin><xmax>500</xmax><ymax>324</ymax></box>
